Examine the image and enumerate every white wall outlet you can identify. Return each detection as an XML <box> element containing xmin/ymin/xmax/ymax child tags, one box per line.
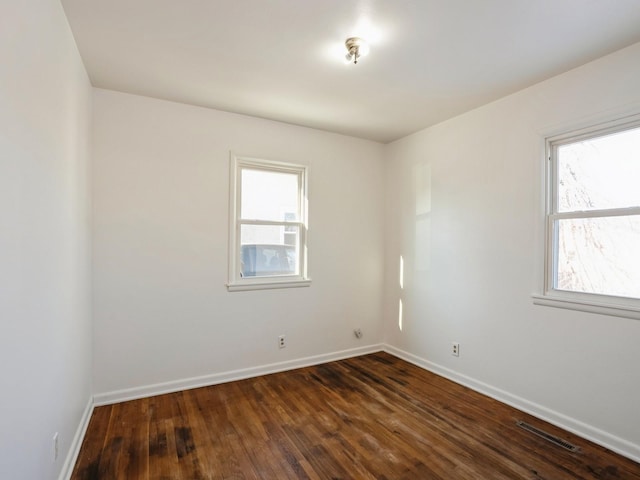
<box><xmin>452</xmin><ymin>342</ymin><xmax>460</xmax><ymax>357</ymax></box>
<box><xmin>53</xmin><ymin>432</ymin><xmax>59</xmax><ymax>462</ymax></box>
<box><xmin>354</xmin><ymin>328</ymin><xmax>363</xmax><ymax>339</ymax></box>
<box><xmin>278</xmin><ymin>335</ymin><xmax>286</xmax><ymax>349</ymax></box>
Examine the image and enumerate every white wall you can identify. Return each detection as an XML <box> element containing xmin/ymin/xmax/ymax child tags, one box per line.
<box><xmin>0</xmin><ymin>1</ymin><xmax>92</xmax><ymax>479</ymax></box>
<box><xmin>383</xmin><ymin>41</ymin><xmax>640</xmax><ymax>460</ymax></box>
<box><xmin>91</xmin><ymin>89</ymin><xmax>384</xmax><ymax>398</ymax></box>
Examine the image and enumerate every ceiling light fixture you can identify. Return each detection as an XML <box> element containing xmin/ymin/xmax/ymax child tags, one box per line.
<box><xmin>345</xmin><ymin>37</ymin><xmax>369</xmax><ymax>64</ymax></box>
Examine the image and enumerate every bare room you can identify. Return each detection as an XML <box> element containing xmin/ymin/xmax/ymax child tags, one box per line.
<box><xmin>2</xmin><ymin>1</ymin><xmax>640</xmax><ymax>479</ymax></box>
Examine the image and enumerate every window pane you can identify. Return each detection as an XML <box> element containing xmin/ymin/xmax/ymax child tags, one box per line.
<box><xmin>556</xmin><ymin>215</ymin><xmax>640</xmax><ymax>298</ymax></box>
<box><xmin>557</xmin><ymin>126</ymin><xmax>640</xmax><ymax>212</ymax></box>
<box><xmin>241</xmin><ymin>168</ymin><xmax>299</xmax><ymax>221</ymax></box>
<box><xmin>240</xmin><ymin>224</ymin><xmax>299</xmax><ymax>277</ymax></box>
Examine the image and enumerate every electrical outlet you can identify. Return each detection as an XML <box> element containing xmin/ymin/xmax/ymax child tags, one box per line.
<box><xmin>278</xmin><ymin>335</ymin><xmax>286</xmax><ymax>349</ymax></box>
<box><xmin>53</xmin><ymin>432</ymin><xmax>59</xmax><ymax>462</ymax></box>
<box><xmin>354</xmin><ymin>328</ymin><xmax>362</xmax><ymax>339</ymax></box>
<box><xmin>452</xmin><ymin>342</ymin><xmax>460</xmax><ymax>357</ymax></box>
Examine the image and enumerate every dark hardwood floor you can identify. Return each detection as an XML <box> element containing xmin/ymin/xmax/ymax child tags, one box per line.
<box><xmin>71</xmin><ymin>352</ymin><xmax>640</xmax><ymax>479</ymax></box>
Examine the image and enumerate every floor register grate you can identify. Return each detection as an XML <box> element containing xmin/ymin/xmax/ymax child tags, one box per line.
<box><xmin>516</xmin><ymin>421</ymin><xmax>580</xmax><ymax>453</ymax></box>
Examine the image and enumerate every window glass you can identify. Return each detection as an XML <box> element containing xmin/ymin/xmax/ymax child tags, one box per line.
<box><xmin>557</xmin><ymin>127</ymin><xmax>640</xmax><ymax>212</ymax></box>
<box><xmin>240</xmin><ymin>224</ymin><xmax>299</xmax><ymax>277</ymax></box>
<box><xmin>241</xmin><ymin>169</ymin><xmax>299</xmax><ymax>221</ymax></box>
<box><xmin>556</xmin><ymin>216</ymin><xmax>640</xmax><ymax>298</ymax></box>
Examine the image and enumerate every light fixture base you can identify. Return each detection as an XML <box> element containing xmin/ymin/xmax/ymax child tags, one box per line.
<box><xmin>345</xmin><ymin>37</ymin><xmax>368</xmax><ymax>64</ymax></box>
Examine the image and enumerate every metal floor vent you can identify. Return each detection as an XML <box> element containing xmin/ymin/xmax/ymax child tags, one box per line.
<box><xmin>516</xmin><ymin>421</ymin><xmax>580</xmax><ymax>452</ymax></box>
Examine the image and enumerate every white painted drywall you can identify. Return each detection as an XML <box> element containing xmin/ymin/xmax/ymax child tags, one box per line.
<box><xmin>0</xmin><ymin>1</ymin><xmax>92</xmax><ymax>479</ymax></box>
<box><xmin>383</xmin><ymin>41</ymin><xmax>640</xmax><ymax>459</ymax></box>
<box><xmin>91</xmin><ymin>89</ymin><xmax>384</xmax><ymax>395</ymax></box>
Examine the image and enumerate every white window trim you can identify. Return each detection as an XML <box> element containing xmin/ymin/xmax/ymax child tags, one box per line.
<box><xmin>227</xmin><ymin>153</ymin><xmax>310</xmax><ymax>292</ymax></box>
<box><xmin>533</xmin><ymin>113</ymin><xmax>640</xmax><ymax>320</ymax></box>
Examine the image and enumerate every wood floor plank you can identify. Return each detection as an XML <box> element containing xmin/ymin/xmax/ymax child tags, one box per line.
<box><xmin>71</xmin><ymin>353</ymin><xmax>640</xmax><ymax>479</ymax></box>
<box><xmin>73</xmin><ymin>405</ymin><xmax>112</xmax><ymax>480</ymax></box>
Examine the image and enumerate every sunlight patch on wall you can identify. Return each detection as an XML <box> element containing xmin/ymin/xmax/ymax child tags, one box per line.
<box><xmin>414</xmin><ymin>163</ymin><xmax>432</xmax><ymax>273</ymax></box>
<box><xmin>415</xmin><ymin>163</ymin><xmax>431</xmax><ymax>215</ymax></box>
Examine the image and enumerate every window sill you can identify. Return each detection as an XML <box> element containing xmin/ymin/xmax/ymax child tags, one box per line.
<box><xmin>227</xmin><ymin>278</ymin><xmax>312</xmax><ymax>292</ymax></box>
<box><xmin>532</xmin><ymin>293</ymin><xmax>640</xmax><ymax>321</ymax></box>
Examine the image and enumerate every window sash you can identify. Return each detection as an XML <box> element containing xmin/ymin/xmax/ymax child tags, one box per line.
<box><xmin>238</xmin><ymin>166</ymin><xmax>303</xmax><ymax>222</ymax></box>
<box><xmin>236</xmin><ymin>219</ymin><xmax>305</xmax><ymax>280</ymax></box>
<box><xmin>549</xmin><ymin>206</ymin><xmax>640</xmax><ymax>221</ymax></box>
<box><xmin>547</xmin><ymin>212</ymin><xmax>640</xmax><ymax>293</ymax></box>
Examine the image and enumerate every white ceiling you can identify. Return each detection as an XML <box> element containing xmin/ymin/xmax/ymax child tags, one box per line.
<box><xmin>61</xmin><ymin>0</ymin><xmax>640</xmax><ymax>143</ymax></box>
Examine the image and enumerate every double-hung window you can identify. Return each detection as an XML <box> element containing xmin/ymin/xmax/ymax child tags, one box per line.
<box><xmin>227</xmin><ymin>154</ymin><xmax>310</xmax><ymax>291</ymax></box>
<box><xmin>536</xmin><ymin>115</ymin><xmax>640</xmax><ymax>319</ymax></box>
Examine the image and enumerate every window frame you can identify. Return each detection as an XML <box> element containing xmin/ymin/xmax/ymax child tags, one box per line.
<box><xmin>227</xmin><ymin>153</ymin><xmax>310</xmax><ymax>292</ymax></box>
<box><xmin>533</xmin><ymin>114</ymin><xmax>640</xmax><ymax>320</ymax></box>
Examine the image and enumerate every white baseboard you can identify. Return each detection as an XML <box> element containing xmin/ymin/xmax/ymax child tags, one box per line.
<box><xmin>94</xmin><ymin>343</ymin><xmax>384</xmax><ymax>406</ymax></box>
<box><xmin>382</xmin><ymin>344</ymin><xmax>640</xmax><ymax>464</ymax></box>
<box><xmin>59</xmin><ymin>396</ymin><xmax>94</xmax><ymax>480</ymax></box>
